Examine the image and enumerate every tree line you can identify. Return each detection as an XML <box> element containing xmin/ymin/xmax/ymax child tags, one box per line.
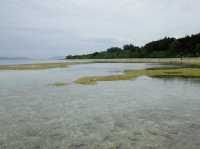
<box><xmin>66</xmin><ymin>33</ymin><xmax>200</xmax><ymax>59</ymax></box>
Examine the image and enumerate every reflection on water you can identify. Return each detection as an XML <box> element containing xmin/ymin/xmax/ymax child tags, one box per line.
<box><xmin>0</xmin><ymin>63</ymin><xmax>200</xmax><ymax>149</ymax></box>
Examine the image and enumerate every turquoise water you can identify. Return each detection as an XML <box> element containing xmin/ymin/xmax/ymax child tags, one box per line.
<box><xmin>0</xmin><ymin>63</ymin><xmax>200</xmax><ymax>149</ymax></box>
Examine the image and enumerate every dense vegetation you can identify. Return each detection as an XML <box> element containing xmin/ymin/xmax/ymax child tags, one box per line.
<box><xmin>66</xmin><ymin>33</ymin><xmax>200</xmax><ymax>59</ymax></box>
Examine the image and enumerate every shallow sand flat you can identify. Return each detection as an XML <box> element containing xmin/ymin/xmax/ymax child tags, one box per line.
<box><xmin>0</xmin><ymin>62</ymin><xmax>69</xmax><ymax>70</ymax></box>
<box><xmin>1</xmin><ymin>57</ymin><xmax>200</xmax><ymax>70</ymax></box>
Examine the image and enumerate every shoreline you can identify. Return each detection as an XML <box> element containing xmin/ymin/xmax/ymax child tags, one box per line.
<box><xmin>65</xmin><ymin>57</ymin><xmax>200</xmax><ymax>65</ymax></box>
<box><xmin>0</xmin><ymin>57</ymin><xmax>200</xmax><ymax>70</ymax></box>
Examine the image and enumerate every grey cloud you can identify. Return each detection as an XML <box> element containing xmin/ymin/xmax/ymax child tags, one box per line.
<box><xmin>0</xmin><ymin>0</ymin><xmax>200</xmax><ymax>58</ymax></box>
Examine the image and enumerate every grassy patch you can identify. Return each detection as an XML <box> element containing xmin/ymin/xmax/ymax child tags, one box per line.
<box><xmin>75</xmin><ymin>67</ymin><xmax>200</xmax><ymax>85</ymax></box>
<box><xmin>50</xmin><ymin>82</ymin><xmax>68</xmax><ymax>87</ymax></box>
<box><xmin>0</xmin><ymin>63</ymin><xmax>68</xmax><ymax>70</ymax></box>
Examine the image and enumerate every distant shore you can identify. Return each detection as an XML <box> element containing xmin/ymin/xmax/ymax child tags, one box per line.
<box><xmin>0</xmin><ymin>58</ymin><xmax>200</xmax><ymax>70</ymax></box>
<box><xmin>68</xmin><ymin>57</ymin><xmax>200</xmax><ymax>65</ymax></box>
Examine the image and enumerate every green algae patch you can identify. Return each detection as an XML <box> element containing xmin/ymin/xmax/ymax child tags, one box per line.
<box><xmin>0</xmin><ymin>62</ymin><xmax>68</xmax><ymax>70</ymax></box>
<box><xmin>50</xmin><ymin>82</ymin><xmax>68</xmax><ymax>87</ymax></box>
<box><xmin>74</xmin><ymin>70</ymin><xmax>146</xmax><ymax>85</ymax></box>
<box><xmin>75</xmin><ymin>67</ymin><xmax>200</xmax><ymax>85</ymax></box>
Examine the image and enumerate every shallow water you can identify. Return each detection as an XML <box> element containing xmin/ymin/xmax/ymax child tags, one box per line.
<box><xmin>0</xmin><ymin>63</ymin><xmax>200</xmax><ymax>149</ymax></box>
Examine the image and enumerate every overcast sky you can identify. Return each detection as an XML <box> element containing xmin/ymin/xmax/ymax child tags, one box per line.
<box><xmin>0</xmin><ymin>0</ymin><xmax>200</xmax><ymax>58</ymax></box>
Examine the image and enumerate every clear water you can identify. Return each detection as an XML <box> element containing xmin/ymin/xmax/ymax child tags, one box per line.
<box><xmin>0</xmin><ymin>63</ymin><xmax>200</xmax><ymax>149</ymax></box>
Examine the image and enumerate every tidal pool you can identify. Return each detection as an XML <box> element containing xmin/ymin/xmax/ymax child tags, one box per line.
<box><xmin>0</xmin><ymin>63</ymin><xmax>200</xmax><ymax>149</ymax></box>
